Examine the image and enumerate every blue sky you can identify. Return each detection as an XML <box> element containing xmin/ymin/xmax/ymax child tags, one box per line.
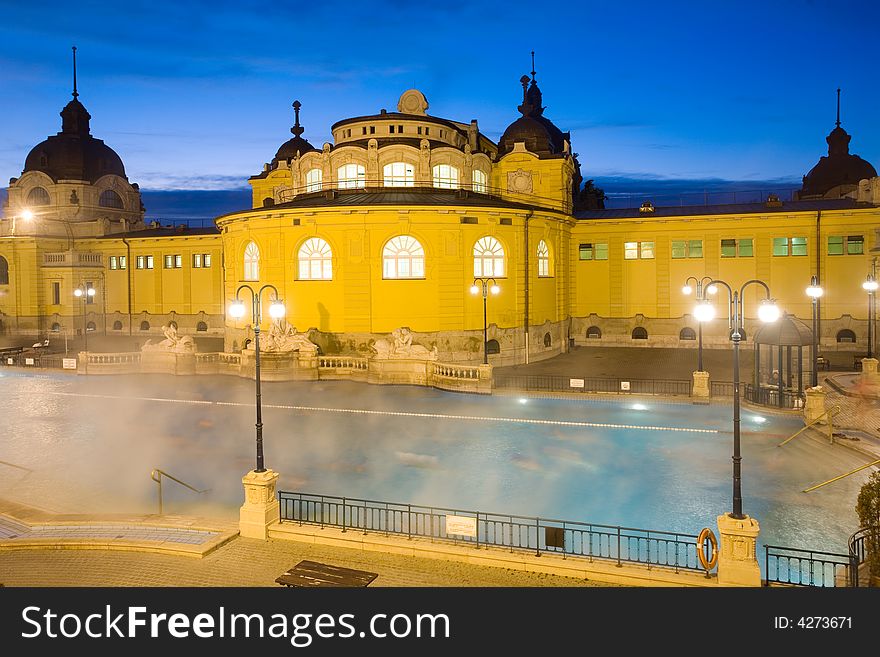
<box><xmin>0</xmin><ymin>0</ymin><xmax>877</xmax><ymax>192</ymax></box>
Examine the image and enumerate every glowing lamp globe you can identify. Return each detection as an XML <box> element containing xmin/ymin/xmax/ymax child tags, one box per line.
<box><xmin>806</xmin><ymin>284</ymin><xmax>824</xmax><ymax>298</ymax></box>
<box><xmin>758</xmin><ymin>299</ymin><xmax>781</xmax><ymax>323</ymax></box>
<box><xmin>87</xmin><ymin>287</ymin><xmax>96</xmax><ymax>297</ymax></box>
<box><xmin>694</xmin><ymin>301</ymin><xmax>715</xmax><ymax>323</ymax></box>
<box><xmin>73</xmin><ymin>288</ymin><xmax>83</xmax><ymax>298</ymax></box>
<box><xmin>20</xmin><ymin>209</ymin><xmax>34</xmax><ymax>221</ymax></box>
<box><xmin>706</xmin><ymin>284</ymin><xmax>718</xmax><ymax>295</ymax></box>
<box><xmin>229</xmin><ymin>301</ymin><xmax>246</xmax><ymax>319</ymax></box>
<box><xmin>863</xmin><ymin>278</ymin><xmax>879</xmax><ymax>292</ymax></box>
<box><xmin>681</xmin><ymin>285</ymin><xmax>692</xmax><ymax>295</ymax></box>
<box><xmin>268</xmin><ymin>300</ymin><xmax>286</xmax><ymax>319</ymax></box>
<box><xmin>470</xmin><ymin>285</ymin><xmax>479</xmax><ymax>295</ymax></box>
<box><xmin>490</xmin><ymin>284</ymin><xmax>500</xmax><ymax>295</ymax></box>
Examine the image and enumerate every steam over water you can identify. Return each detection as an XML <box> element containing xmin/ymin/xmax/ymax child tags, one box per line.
<box><xmin>0</xmin><ymin>371</ymin><xmax>870</xmax><ymax>553</ymax></box>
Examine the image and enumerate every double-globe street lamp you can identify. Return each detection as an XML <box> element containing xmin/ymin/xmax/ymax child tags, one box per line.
<box><xmin>229</xmin><ymin>284</ymin><xmax>286</xmax><ymax>474</ymax></box>
<box><xmin>693</xmin><ymin>279</ymin><xmax>780</xmax><ymax>520</ymax></box>
<box><xmin>863</xmin><ymin>270</ymin><xmax>878</xmax><ymax>360</ymax></box>
<box><xmin>470</xmin><ymin>277</ymin><xmax>500</xmax><ymax>365</ymax></box>
<box><xmin>806</xmin><ymin>276</ymin><xmax>824</xmax><ymax>387</ymax></box>
<box><xmin>681</xmin><ymin>276</ymin><xmax>717</xmax><ymax>372</ymax></box>
<box><xmin>73</xmin><ymin>282</ymin><xmax>96</xmax><ymax>372</ymax></box>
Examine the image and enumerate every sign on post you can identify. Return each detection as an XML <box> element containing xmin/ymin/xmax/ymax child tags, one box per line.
<box><xmin>620</xmin><ymin>381</ymin><xmax>631</xmax><ymax>391</ymax></box>
<box><xmin>25</xmin><ymin>358</ymin><xmax>34</xmax><ymax>366</ymax></box>
<box><xmin>445</xmin><ymin>515</ymin><xmax>477</xmax><ymax>538</ymax></box>
<box><xmin>62</xmin><ymin>358</ymin><xmax>77</xmax><ymax>370</ymax></box>
<box><xmin>569</xmin><ymin>378</ymin><xmax>585</xmax><ymax>389</ymax></box>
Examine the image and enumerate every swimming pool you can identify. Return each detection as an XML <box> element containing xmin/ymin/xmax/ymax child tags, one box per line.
<box><xmin>0</xmin><ymin>371</ymin><xmax>869</xmax><ymax>555</ymax></box>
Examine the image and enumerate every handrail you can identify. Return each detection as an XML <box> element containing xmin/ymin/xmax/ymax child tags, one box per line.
<box><xmin>150</xmin><ymin>468</ymin><xmax>210</xmax><ymax>515</ymax></box>
<box><xmin>779</xmin><ymin>405</ymin><xmax>841</xmax><ymax>447</ymax></box>
<box><xmin>803</xmin><ymin>458</ymin><xmax>880</xmax><ymax>493</ymax></box>
<box><xmin>0</xmin><ymin>460</ymin><xmax>33</xmax><ymax>479</ymax></box>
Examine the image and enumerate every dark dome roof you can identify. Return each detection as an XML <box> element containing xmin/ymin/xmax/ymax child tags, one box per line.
<box><xmin>272</xmin><ymin>100</ymin><xmax>318</xmax><ymax>165</ymax></box>
<box><xmin>753</xmin><ymin>313</ymin><xmax>813</xmax><ymax>346</ymax></box>
<box><xmin>498</xmin><ymin>74</ymin><xmax>568</xmax><ymax>158</ymax></box>
<box><xmin>23</xmin><ymin>98</ymin><xmax>126</xmax><ymax>183</ymax></box>
<box><xmin>800</xmin><ymin>124</ymin><xmax>877</xmax><ymax>197</ymax></box>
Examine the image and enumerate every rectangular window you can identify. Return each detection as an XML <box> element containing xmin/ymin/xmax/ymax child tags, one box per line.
<box><xmin>595</xmin><ymin>243</ymin><xmax>608</xmax><ymax>260</ymax></box>
<box><xmin>624</xmin><ymin>242</ymin><xmax>639</xmax><ymax>260</ymax></box>
<box><xmin>136</xmin><ymin>255</ymin><xmax>144</xmax><ymax>269</ymax></box>
<box><xmin>164</xmin><ymin>255</ymin><xmax>173</xmax><ymax>269</ymax></box>
<box><xmin>424</xmin><ymin>127</ymin><xmax>429</xmax><ymax>135</ymax></box>
<box><xmin>848</xmin><ymin>235</ymin><xmax>864</xmax><ymax>255</ymax></box>
<box><xmin>389</xmin><ymin>125</ymin><xmax>395</xmax><ymax>133</ymax></box>
<box><xmin>688</xmin><ymin>240</ymin><xmax>703</xmax><ymax>258</ymax></box>
<box><xmin>671</xmin><ymin>240</ymin><xmax>687</xmax><ymax>259</ymax></box>
<box><xmin>772</xmin><ymin>237</ymin><xmax>789</xmax><ymax>256</ymax></box>
<box><xmin>827</xmin><ymin>236</ymin><xmax>844</xmax><ymax>255</ymax></box>
<box><xmin>119</xmin><ymin>255</ymin><xmax>126</xmax><ymax>270</ymax></box>
<box><xmin>85</xmin><ymin>281</ymin><xmax>94</xmax><ymax>304</ymax></box>
<box><xmin>193</xmin><ymin>254</ymin><xmax>202</xmax><ymax>268</ymax></box>
<box><xmin>362</xmin><ymin>127</ymin><xmax>367</xmax><ymax>135</ymax></box>
<box><xmin>203</xmin><ymin>254</ymin><xmax>212</xmax><ymax>268</ymax></box>
<box><xmin>579</xmin><ymin>243</ymin><xmax>594</xmax><ymax>260</ymax></box>
<box><xmin>672</xmin><ymin>240</ymin><xmax>702</xmax><ymax>259</ymax></box>
<box><xmin>174</xmin><ymin>254</ymin><xmax>182</xmax><ymax>268</ymax></box>
<box><xmin>109</xmin><ymin>256</ymin><xmax>117</xmax><ymax>270</ymax></box>
<box><xmin>369</xmin><ymin>126</ymin><xmax>375</xmax><ymax>134</ymax></box>
<box><xmin>791</xmin><ymin>237</ymin><xmax>807</xmax><ymax>256</ymax></box>
<box><xmin>640</xmin><ymin>242</ymin><xmax>655</xmax><ymax>259</ymax></box>
<box><xmin>721</xmin><ymin>238</ymin><xmax>753</xmax><ymax>257</ymax></box>
<box><xmin>417</xmin><ymin>126</ymin><xmax>422</xmax><ymax>135</ymax></box>
<box><xmin>52</xmin><ymin>282</ymin><xmax>60</xmax><ymax>305</ymax></box>
<box><xmin>146</xmin><ymin>255</ymin><xmax>154</xmax><ymax>269</ymax></box>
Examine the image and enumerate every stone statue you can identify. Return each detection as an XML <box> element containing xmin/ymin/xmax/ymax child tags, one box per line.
<box><xmin>261</xmin><ymin>318</ymin><xmax>318</xmax><ymax>354</ymax></box>
<box><xmin>142</xmin><ymin>323</ymin><xmax>195</xmax><ymax>353</ymax></box>
<box><xmin>371</xmin><ymin>327</ymin><xmax>437</xmax><ymax>360</ymax></box>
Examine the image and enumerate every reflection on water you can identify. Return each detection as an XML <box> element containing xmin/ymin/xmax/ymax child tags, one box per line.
<box><xmin>0</xmin><ymin>371</ymin><xmax>871</xmax><ymax>554</ymax></box>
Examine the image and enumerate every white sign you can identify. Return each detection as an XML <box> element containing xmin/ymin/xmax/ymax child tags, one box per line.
<box><xmin>569</xmin><ymin>378</ymin><xmax>585</xmax><ymax>389</ymax></box>
<box><xmin>620</xmin><ymin>381</ymin><xmax>631</xmax><ymax>391</ymax></box>
<box><xmin>445</xmin><ymin>515</ymin><xmax>477</xmax><ymax>538</ymax></box>
<box><xmin>62</xmin><ymin>358</ymin><xmax>77</xmax><ymax>370</ymax></box>
<box><xmin>6</xmin><ymin>358</ymin><xmax>12</xmax><ymax>365</ymax></box>
<box><xmin>25</xmin><ymin>358</ymin><xmax>35</xmax><ymax>366</ymax></box>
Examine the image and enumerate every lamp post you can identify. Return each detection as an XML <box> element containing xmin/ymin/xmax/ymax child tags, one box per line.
<box><xmin>864</xmin><ymin>269</ymin><xmax>878</xmax><ymax>360</ymax></box>
<box><xmin>73</xmin><ymin>282</ymin><xmax>96</xmax><ymax>373</ymax></box>
<box><xmin>229</xmin><ymin>284</ymin><xmax>285</xmax><ymax>473</ymax></box>
<box><xmin>15</xmin><ymin>208</ymin><xmax>76</xmax><ymax>249</ymax></box>
<box><xmin>470</xmin><ymin>277</ymin><xmax>499</xmax><ymax>364</ymax></box>
<box><xmin>694</xmin><ymin>279</ymin><xmax>780</xmax><ymax>520</ymax></box>
<box><xmin>682</xmin><ymin>276</ymin><xmax>716</xmax><ymax>372</ymax></box>
<box><xmin>806</xmin><ymin>276</ymin><xmax>824</xmax><ymax>387</ymax></box>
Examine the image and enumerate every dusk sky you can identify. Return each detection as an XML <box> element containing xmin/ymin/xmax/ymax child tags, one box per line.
<box><xmin>1</xmin><ymin>0</ymin><xmax>877</xmax><ymax>195</ymax></box>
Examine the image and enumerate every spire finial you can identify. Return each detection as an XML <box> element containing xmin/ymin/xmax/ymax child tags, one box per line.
<box><xmin>836</xmin><ymin>87</ymin><xmax>841</xmax><ymax>127</ymax></box>
<box><xmin>530</xmin><ymin>50</ymin><xmax>536</xmax><ymax>82</ymax></box>
<box><xmin>291</xmin><ymin>100</ymin><xmax>304</xmax><ymax>136</ymax></box>
<box><xmin>72</xmin><ymin>45</ymin><xmax>78</xmax><ymax>99</ymax></box>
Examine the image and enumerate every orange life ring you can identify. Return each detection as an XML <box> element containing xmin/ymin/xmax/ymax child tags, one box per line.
<box><xmin>697</xmin><ymin>527</ymin><xmax>719</xmax><ymax>571</ymax></box>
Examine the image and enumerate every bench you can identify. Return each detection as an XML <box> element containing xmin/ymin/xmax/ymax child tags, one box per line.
<box><xmin>275</xmin><ymin>560</ymin><xmax>378</xmax><ymax>588</ymax></box>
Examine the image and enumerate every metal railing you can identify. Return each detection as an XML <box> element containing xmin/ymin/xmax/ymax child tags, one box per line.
<box><xmin>764</xmin><ymin>545</ymin><xmax>852</xmax><ymax>587</ymax></box>
<box><xmin>848</xmin><ymin>526</ymin><xmax>877</xmax><ymax>587</ymax></box>
<box><xmin>744</xmin><ymin>383</ymin><xmax>804</xmax><ymax>409</ymax></box>
<box><xmin>494</xmin><ymin>374</ymin><xmax>691</xmax><ymax>396</ymax></box>
<box><xmin>779</xmin><ymin>406</ymin><xmax>840</xmax><ymax>447</ymax></box>
<box><xmin>150</xmin><ymin>469</ymin><xmax>209</xmax><ymax>515</ymax></box>
<box><xmin>709</xmin><ymin>381</ymin><xmax>735</xmax><ymax>397</ymax></box>
<box><xmin>279</xmin><ymin>491</ymin><xmax>704</xmax><ymax>573</ymax></box>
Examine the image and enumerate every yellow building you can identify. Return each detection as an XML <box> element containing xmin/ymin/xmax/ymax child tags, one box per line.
<box><xmin>2</xmin><ymin>66</ymin><xmax>880</xmax><ymax>366</ymax></box>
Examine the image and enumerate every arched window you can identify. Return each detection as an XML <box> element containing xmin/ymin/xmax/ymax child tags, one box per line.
<box><xmin>632</xmin><ymin>327</ymin><xmax>648</xmax><ymax>340</ymax></box>
<box><xmin>473</xmin><ymin>236</ymin><xmax>505</xmax><ymax>277</ymax></box>
<box><xmin>112</xmin><ymin>320</ymin><xmax>123</xmax><ymax>330</ymax></box>
<box><xmin>383</xmin><ymin>162</ymin><xmax>414</xmax><ymax>187</ymax></box>
<box><xmin>543</xmin><ymin>332</ymin><xmax>552</xmax><ymax>347</ymax></box>
<box><xmin>337</xmin><ymin>163</ymin><xmax>365</xmax><ymax>189</ymax></box>
<box><xmin>26</xmin><ymin>187</ymin><xmax>50</xmax><ymax>206</ymax></box>
<box><xmin>472</xmin><ymin>169</ymin><xmax>487</xmax><ymax>193</ymax></box>
<box><xmin>537</xmin><ymin>240</ymin><xmax>551</xmax><ymax>277</ymax></box>
<box><xmin>86</xmin><ymin>321</ymin><xmax>96</xmax><ymax>332</ymax></box>
<box><xmin>140</xmin><ymin>321</ymin><xmax>150</xmax><ymax>331</ymax></box>
<box><xmin>432</xmin><ymin>164</ymin><xmax>460</xmax><ymax>189</ymax></box>
<box><xmin>99</xmin><ymin>190</ymin><xmax>124</xmax><ymax>209</ymax></box>
<box><xmin>243</xmin><ymin>241</ymin><xmax>260</xmax><ymax>281</ymax></box>
<box><xmin>51</xmin><ymin>322</ymin><xmax>61</xmax><ymax>332</ymax></box>
<box><xmin>680</xmin><ymin>327</ymin><xmax>697</xmax><ymax>341</ymax></box>
<box><xmin>0</xmin><ymin>256</ymin><xmax>8</xmax><ymax>285</ymax></box>
<box><xmin>383</xmin><ymin>235</ymin><xmax>425</xmax><ymax>279</ymax></box>
<box><xmin>837</xmin><ymin>329</ymin><xmax>856</xmax><ymax>343</ymax></box>
<box><xmin>305</xmin><ymin>168</ymin><xmax>322</xmax><ymax>193</ymax></box>
<box><xmin>587</xmin><ymin>326</ymin><xmax>602</xmax><ymax>339</ymax></box>
<box><xmin>196</xmin><ymin>321</ymin><xmax>208</xmax><ymax>332</ymax></box>
<box><xmin>298</xmin><ymin>237</ymin><xmax>333</xmax><ymax>280</ymax></box>
<box><xmin>486</xmin><ymin>339</ymin><xmax>500</xmax><ymax>355</ymax></box>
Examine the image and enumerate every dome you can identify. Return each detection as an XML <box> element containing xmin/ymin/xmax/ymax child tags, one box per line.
<box><xmin>497</xmin><ymin>73</ymin><xmax>567</xmax><ymax>158</ymax></box>
<box><xmin>753</xmin><ymin>313</ymin><xmax>813</xmax><ymax>346</ymax></box>
<box><xmin>22</xmin><ymin>97</ymin><xmax>127</xmax><ymax>183</ymax></box>
<box><xmin>272</xmin><ymin>100</ymin><xmax>318</xmax><ymax>165</ymax></box>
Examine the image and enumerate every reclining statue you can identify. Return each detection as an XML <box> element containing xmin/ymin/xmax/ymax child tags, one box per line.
<box><xmin>142</xmin><ymin>324</ymin><xmax>195</xmax><ymax>353</ymax></box>
<box><xmin>261</xmin><ymin>318</ymin><xmax>318</xmax><ymax>354</ymax></box>
<box><xmin>371</xmin><ymin>327</ymin><xmax>437</xmax><ymax>360</ymax></box>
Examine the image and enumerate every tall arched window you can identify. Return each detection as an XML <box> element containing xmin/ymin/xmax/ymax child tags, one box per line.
<box><xmin>112</xmin><ymin>320</ymin><xmax>123</xmax><ymax>330</ymax></box>
<box><xmin>0</xmin><ymin>256</ymin><xmax>8</xmax><ymax>285</ymax></box>
<box><xmin>99</xmin><ymin>190</ymin><xmax>124</xmax><ymax>209</ymax></box>
<box><xmin>472</xmin><ymin>169</ymin><xmax>487</xmax><ymax>193</ymax></box>
<box><xmin>298</xmin><ymin>237</ymin><xmax>333</xmax><ymax>280</ymax></box>
<box><xmin>537</xmin><ymin>240</ymin><xmax>551</xmax><ymax>277</ymax></box>
<box><xmin>473</xmin><ymin>236</ymin><xmax>505</xmax><ymax>277</ymax></box>
<box><xmin>305</xmin><ymin>168</ymin><xmax>322</xmax><ymax>193</ymax></box>
<box><xmin>383</xmin><ymin>162</ymin><xmax>414</xmax><ymax>187</ymax></box>
<box><xmin>26</xmin><ymin>187</ymin><xmax>50</xmax><ymax>206</ymax></box>
<box><xmin>383</xmin><ymin>235</ymin><xmax>425</xmax><ymax>279</ymax></box>
<box><xmin>632</xmin><ymin>327</ymin><xmax>648</xmax><ymax>340</ymax></box>
<box><xmin>243</xmin><ymin>241</ymin><xmax>260</xmax><ymax>281</ymax></box>
<box><xmin>140</xmin><ymin>321</ymin><xmax>150</xmax><ymax>331</ymax></box>
<box><xmin>432</xmin><ymin>164</ymin><xmax>460</xmax><ymax>189</ymax></box>
<box><xmin>337</xmin><ymin>163</ymin><xmax>365</xmax><ymax>189</ymax></box>
<box><xmin>51</xmin><ymin>322</ymin><xmax>61</xmax><ymax>332</ymax></box>
<box><xmin>196</xmin><ymin>321</ymin><xmax>208</xmax><ymax>332</ymax></box>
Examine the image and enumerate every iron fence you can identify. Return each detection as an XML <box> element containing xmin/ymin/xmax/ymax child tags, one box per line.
<box><xmin>744</xmin><ymin>383</ymin><xmax>804</xmax><ymax>409</ymax></box>
<box><xmin>279</xmin><ymin>492</ymin><xmax>704</xmax><ymax>573</ymax></box>
<box><xmin>493</xmin><ymin>374</ymin><xmax>691</xmax><ymax>396</ymax></box>
<box><xmin>709</xmin><ymin>381</ymin><xmax>735</xmax><ymax>397</ymax></box>
<box><xmin>848</xmin><ymin>526</ymin><xmax>877</xmax><ymax>587</ymax></box>
<box><xmin>0</xmin><ymin>350</ymin><xmax>70</xmax><ymax>369</ymax></box>
<box><xmin>764</xmin><ymin>545</ymin><xmax>852</xmax><ymax>587</ymax></box>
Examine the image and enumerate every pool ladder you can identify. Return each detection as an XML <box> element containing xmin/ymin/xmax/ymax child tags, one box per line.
<box><xmin>778</xmin><ymin>405</ymin><xmax>841</xmax><ymax>447</ymax></box>
<box><xmin>150</xmin><ymin>469</ymin><xmax>210</xmax><ymax>515</ymax></box>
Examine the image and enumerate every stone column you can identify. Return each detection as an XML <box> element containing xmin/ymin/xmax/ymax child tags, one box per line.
<box><xmin>239</xmin><ymin>469</ymin><xmax>280</xmax><ymax>540</ymax></box>
<box><xmin>692</xmin><ymin>371</ymin><xmax>710</xmax><ymax>398</ymax></box>
<box><xmin>861</xmin><ymin>357</ymin><xmax>879</xmax><ymax>383</ymax></box>
<box><xmin>803</xmin><ymin>386</ymin><xmax>827</xmax><ymax>425</ymax></box>
<box><xmin>716</xmin><ymin>513</ymin><xmax>762</xmax><ymax>586</ymax></box>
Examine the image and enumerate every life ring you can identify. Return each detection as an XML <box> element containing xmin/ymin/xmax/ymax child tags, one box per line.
<box><xmin>697</xmin><ymin>527</ymin><xmax>718</xmax><ymax>571</ymax></box>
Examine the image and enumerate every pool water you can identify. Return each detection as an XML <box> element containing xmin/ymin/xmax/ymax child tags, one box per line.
<box><xmin>0</xmin><ymin>371</ymin><xmax>870</xmax><ymax>555</ymax></box>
